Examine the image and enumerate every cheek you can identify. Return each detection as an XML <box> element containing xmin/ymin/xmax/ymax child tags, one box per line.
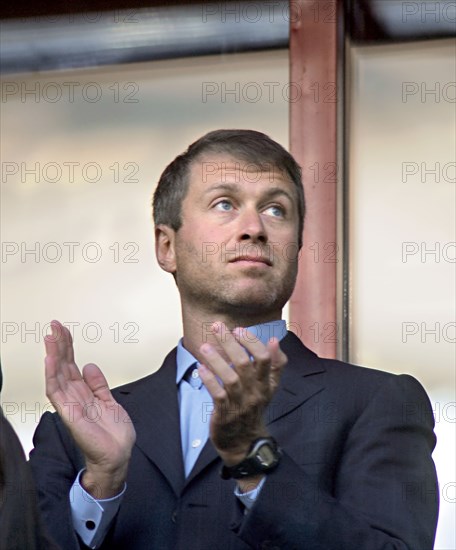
<box><xmin>279</xmin><ymin>241</ymin><xmax>301</xmax><ymax>264</ymax></box>
<box><xmin>267</xmin><ymin>230</ymin><xmax>298</xmax><ymax>258</ymax></box>
<box><xmin>177</xmin><ymin>234</ymin><xmax>209</xmax><ymax>264</ymax></box>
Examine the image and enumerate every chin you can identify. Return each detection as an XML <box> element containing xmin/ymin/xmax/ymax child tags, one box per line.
<box><xmin>222</xmin><ymin>286</ymin><xmax>289</xmax><ymax>314</ymax></box>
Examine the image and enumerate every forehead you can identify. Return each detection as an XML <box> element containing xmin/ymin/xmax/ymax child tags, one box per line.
<box><xmin>187</xmin><ymin>154</ymin><xmax>294</xmax><ymax>194</ymax></box>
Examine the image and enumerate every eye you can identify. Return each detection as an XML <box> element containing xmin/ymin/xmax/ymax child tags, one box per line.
<box><xmin>214</xmin><ymin>200</ymin><xmax>233</xmax><ymax>212</ymax></box>
<box><xmin>264</xmin><ymin>205</ymin><xmax>285</xmax><ymax>218</ymax></box>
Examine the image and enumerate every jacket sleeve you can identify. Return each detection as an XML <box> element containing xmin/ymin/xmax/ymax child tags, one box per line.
<box><xmin>234</xmin><ymin>374</ymin><xmax>439</xmax><ymax>550</ymax></box>
<box><xmin>29</xmin><ymin>411</ymin><xmax>90</xmax><ymax>550</ymax></box>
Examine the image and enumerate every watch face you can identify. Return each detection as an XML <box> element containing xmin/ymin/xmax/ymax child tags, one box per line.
<box><xmin>256</xmin><ymin>445</ymin><xmax>277</xmax><ymax>467</ymax></box>
<box><xmin>221</xmin><ymin>439</ymin><xmax>280</xmax><ymax>479</ymax></box>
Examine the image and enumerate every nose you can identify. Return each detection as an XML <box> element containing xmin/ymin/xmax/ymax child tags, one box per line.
<box><xmin>237</xmin><ymin>207</ymin><xmax>267</xmax><ymax>243</ymax></box>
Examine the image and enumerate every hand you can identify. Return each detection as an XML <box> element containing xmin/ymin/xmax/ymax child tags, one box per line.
<box><xmin>44</xmin><ymin>320</ymin><xmax>136</xmax><ymax>498</ymax></box>
<box><xmin>197</xmin><ymin>323</ymin><xmax>287</xmax><ymax>467</ymax></box>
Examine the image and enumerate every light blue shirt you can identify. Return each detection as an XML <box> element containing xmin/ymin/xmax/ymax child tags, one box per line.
<box><xmin>175</xmin><ymin>342</ymin><xmax>211</xmax><ymax>478</ymax></box>
<box><xmin>176</xmin><ymin>320</ymin><xmax>287</xmax><ymax>477</ymax></box>
<box><xmin>70</xmin><ymin>320</ymin><xmax>288</xmax><ymax>548</ymax></box>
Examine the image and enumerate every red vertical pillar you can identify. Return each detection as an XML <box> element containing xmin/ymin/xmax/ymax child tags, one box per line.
<box><xmin>289</xmin><ymin>0</ymin><xmax>341</xmax><ymax>358</ymax></box>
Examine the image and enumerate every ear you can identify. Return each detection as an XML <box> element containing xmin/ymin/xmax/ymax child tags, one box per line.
<box><xmin>155</xmin><ymin>225</ymin><xmax>177</xmax><ymax>274</ymax></box>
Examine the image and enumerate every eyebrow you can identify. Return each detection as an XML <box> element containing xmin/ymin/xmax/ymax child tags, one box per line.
<box><xmin>204</xmin><ymin>183</ymin><xmax>294</xmax><ymax>203</ymax></box>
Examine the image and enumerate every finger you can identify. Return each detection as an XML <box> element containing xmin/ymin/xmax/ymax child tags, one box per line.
<box><xmin>212</xmin><ymin>322</ymin><xmax>251</xmax><ymax>362</ymax></box>
<box><xmin>210</xmin><ymin>323</ymin><xmax>256</xmax><ymax>381</ymax></box>
<box><xmin>266</xmin><ymin>337</ymin><xmax>287</xmax><ymax>390</ymax></box>
<box><xmin>232</xmin><ymin>326</ymin><xmax>273</xmax><ymax>383</ymax></box>
<box><xmin>200</xmin><ymin>339</ymin><xmax>239</xmax><ymax>379</ymax></box>
<box><xmin>45</xmin><ymin>321</ymin><xmax>77</xmax><ymax>373</ymax></box>
<box><xmin>82</xmin><ymin>363</ymin><xmax>113</xmax><ymax>403</ymax></box>
<box><xmin>66</xmin><ymin>327</ymin><xmax>75</xmax><ymax>363</ymax></box>
<box><xmin>197</xmin><ymin>364</ymin><xmax>226</xmax><ymax>402</ymax></box>
<box><xmin>44</xmin><ymin>320</ymin><xmax>67</xmax><ymax>360</ymax></box>
<box><xmin>44</xmin><ymin>353</ymin><xmax>63</xmax><ymax>398</ymax></box>
<box><xmin>44</xmin><ymin>321</ymin><xmax>81</xmax><ymax>385</ymax></box>
<box><xmin>45</xmin><ymin>322</ymin><xmax>70</xmax><ymax>397</ymax></box>
<box><xmin>45</xmin><ymin>359</ymin><xmax>85</xmax><ymax>408</ymax></box>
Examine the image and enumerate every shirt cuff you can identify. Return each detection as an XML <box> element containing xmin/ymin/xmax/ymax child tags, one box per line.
<box><xmin>234</xmin><ymin>476</ymin><xmax>267</xmax><ymax>510</ymax></box>
<box><xmin>69</xmin><ymin>469</ymin><xmax>126</xmax><ymax>549</ymax></box>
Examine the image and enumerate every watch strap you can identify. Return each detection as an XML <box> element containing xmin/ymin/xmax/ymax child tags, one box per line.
<box><xmin>220</xmin><ymin>437</ymin><xmax>281</xmax><ymax>480</ymax></box>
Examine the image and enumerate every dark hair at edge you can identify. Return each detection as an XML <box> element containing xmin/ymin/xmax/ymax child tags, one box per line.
<box><xmin>152</xmin><ymin>129</ymin><xmax>305</xmax><ymax>249</ymax></box>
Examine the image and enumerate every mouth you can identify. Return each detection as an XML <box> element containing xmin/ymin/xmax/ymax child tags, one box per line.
<box><xmin>229</xmin><ymin>255</ymin><xmax>272</xmax><ymax>266</ymax></box>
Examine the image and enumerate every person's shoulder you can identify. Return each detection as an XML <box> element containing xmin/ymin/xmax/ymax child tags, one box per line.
<box><xmin>321</xmin><ymin>356</ymin><xmax>396</xmax><ymax>380</ymax></box>
<box><xmin>114</xmin><ymin>370</ymin><xmax>157</xmax><ymax>390</ymax></box>
<box><xmin>111</xmin><ymin>346</ymin><xmax>178</xmax><ymax>396</ymax></box>
<box><xmin>285</xmin><ymin>331</ymin><xmax>427</xmax><ymax>396</ymax></box>
<box><xmin>315</xmin><ymin>355</ymin><xmax>431</xmax><ymax>407</ymax></box>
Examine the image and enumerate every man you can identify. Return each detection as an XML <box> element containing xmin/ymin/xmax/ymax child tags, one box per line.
<box><xmin>29</xmin><ymin>129</ymin><xmax>438</xmax><ymax>549</ymax></box>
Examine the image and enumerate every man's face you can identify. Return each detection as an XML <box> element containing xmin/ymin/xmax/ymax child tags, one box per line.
<box><xmin>168</xmin><ymin>154</ymin><xmax>300</xmax><ymax>321</ymax></box>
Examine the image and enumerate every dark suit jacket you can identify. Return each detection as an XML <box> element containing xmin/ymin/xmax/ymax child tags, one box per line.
<box><xmin>29</xmin><ymin>332</ymin><xmax>438</xmax><ymax>549</ymax></box>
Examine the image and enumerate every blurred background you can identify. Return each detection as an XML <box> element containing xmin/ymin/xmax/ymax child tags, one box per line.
<box><xmin>1</xmin><ymin>1</ymin><xmax>454</xmax><ymax>547</ymax></box>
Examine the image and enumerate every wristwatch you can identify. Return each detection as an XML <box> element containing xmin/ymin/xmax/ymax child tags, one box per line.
<box><xmin>220</xmin><ymin>437</ymin><xmax>281</xmax><ymax>480</ymax></box>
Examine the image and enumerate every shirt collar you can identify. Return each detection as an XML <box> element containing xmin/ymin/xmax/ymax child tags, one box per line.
<box><xmin>176</xmin><ymin>320</ymin><xmax>287</xmax><ymax>384</ymax></box>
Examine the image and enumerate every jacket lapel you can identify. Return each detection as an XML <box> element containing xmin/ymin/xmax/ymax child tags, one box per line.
<box><xmin>115</xmin><ymin>348</ymin><xmax>186</xmax><ymax>497</ymax></box>
<box><xmin>185</xmin><ymin>438</ymin><xmax>219</xmax><ymax>486</ymax></box>
<box><xmin>266</xmin><ymin>331</ymin><xmax>325</xmax><ymax>425</ymax></box>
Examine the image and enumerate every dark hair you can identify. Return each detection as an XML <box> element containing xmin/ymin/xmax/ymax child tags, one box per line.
<box><xmin>153</xmin><ymin>129</ymin><xmax>305</xmax><ymax>248</ymax></box>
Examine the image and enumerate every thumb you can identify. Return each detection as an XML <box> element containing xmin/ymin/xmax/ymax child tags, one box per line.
<box><xmin>82</xmin><ymin>363</ymin><xmax>113</xmax><ymax>402</ymax></box>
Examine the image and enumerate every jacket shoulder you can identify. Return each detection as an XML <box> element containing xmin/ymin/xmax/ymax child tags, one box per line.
<box><xmin>111</xmin><ymin>346</ymin><xmax>177</xmax><ymax>397</ymax></box>
<box><xmin>284</xmin><ymin>330</ymin><xmax>429</xmax><ymax>398</ymax></box>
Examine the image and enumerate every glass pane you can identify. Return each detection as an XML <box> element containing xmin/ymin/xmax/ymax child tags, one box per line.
<box><xmin>349</xmin><ymin>39</ymin><xmax>455</xmax><ymax>549</ymax></box>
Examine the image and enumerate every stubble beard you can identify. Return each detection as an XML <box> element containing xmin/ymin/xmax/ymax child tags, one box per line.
<box><xmin>175</xmin><ymin>241</ymin><xmax>298</xmax><ymax>323</ymax></box>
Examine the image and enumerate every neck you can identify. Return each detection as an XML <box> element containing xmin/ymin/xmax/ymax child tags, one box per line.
<box><xmin>180</xmin><ymin>300</ymin><xmax>282</xmax><ymax>363</ymax></box>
